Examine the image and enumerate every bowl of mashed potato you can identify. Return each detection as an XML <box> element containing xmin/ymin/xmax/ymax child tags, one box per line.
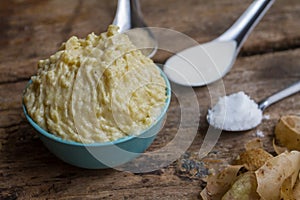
<box><xmin>23</xmin><ymin>25</ymin><xmax>171</xmax><ymax>169</ymax></box>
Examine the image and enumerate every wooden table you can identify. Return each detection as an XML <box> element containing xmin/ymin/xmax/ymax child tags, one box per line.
<box><xmin>1</xmin><ymin>0</ymin><xmax>299</xmax><ymax>199</ymax></box>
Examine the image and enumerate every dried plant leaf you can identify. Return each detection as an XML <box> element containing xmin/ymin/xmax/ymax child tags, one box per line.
<box><xmin>275</xmin><ymin>115</ymin><xmax>300</xmax><ymax>151</ymax></box>
<box><xmin>222</xmin><ymin>172</ymin><xmax>259</xmax><ymax>200</ymax></box>
<box><xmin>234</xmin><ymin>148</ymin><xmax>273</xmax><ymax>171</ymax></box>
<box><xmin>286</xmin><ymin>151</ymin><xmax>300</xmax><ymax>187</ymax></box>
<box><xmin>245</xmin><ymin>138</ymin><xmax>263</xmax><ymax>151</ymax></box>
<box><xmin>280</xmin><ymin>176</ymin><xmax>295</xmax><ymax>200</ymax></box>
<box><xmin>272</xmin><ymin>138</ymin><xmax>288</xmax><ymax>155</ymax></box>
<box><xmin>293</xmin><ymin>179</ymin><xmax>300</xmax><ymax>199</ymax></box>
<box><xmin>255</xmin><ymin>151</ymin><xmax>300</xmax><ymax>200</ymax></box>
<box><xmin>201</xmin><ymin>136</ymin><xmax>300</xmax><ymax>199</ymax></box>
<box><xmin>200</xmin><ymin>188</ymin><xmax>210</xmax><ymax>200</ymax></box>
<box><xmin>200</xmin><ymin>165</ymin><xmax>243</xmax><ymax>200</ymax></box>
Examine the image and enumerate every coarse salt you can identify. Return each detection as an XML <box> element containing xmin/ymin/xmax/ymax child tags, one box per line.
<box><xmin>255</xmin><ymin>130</ymin><xmax>265</xmax><ymax>138</ymax></box>
<box><xmin>208</xmin><ymin>91</ymin><xmax>263</xmax><ymax>131</ymax></box>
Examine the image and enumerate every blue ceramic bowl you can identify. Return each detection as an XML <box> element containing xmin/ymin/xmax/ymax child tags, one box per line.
<box><xmin>23</xmin><ymin>68</ymin><xmax>171</xmax><ymax>169</ymax></box>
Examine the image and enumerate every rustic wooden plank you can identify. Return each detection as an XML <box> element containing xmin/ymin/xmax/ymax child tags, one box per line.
<box><xmin>0</xmin><ymin>0</ymin><xmax>300</xmax><ymax>199</ymax></box>
<box><xmin>0</xmin><ymin>81</ymin><xmax>26</xmax><ymax>111</ymax></box>
<box><xmin>0</xmin><ymin>59</ymin><xmax>36</xmax><ymax>84</ymax></box>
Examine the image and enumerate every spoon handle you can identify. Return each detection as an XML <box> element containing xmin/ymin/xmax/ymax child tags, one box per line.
<box><xmin>113</xmin><ymin>0</ymin><xmax>131</xmax><ymax>32</ymax></box>
<box><xmin>258</xmin><ymin>81</ymin><xmax>300</xmax><ymax>111</ymax></box>
<box><xmin>217</xmin><ymin>0</ymin><xmax>275</xmax><ymax>52</ymax></box>
<box><xmin>112</xmin><ymin>0</ymin><xmax>144</xmax><ymax>33</ymax></box>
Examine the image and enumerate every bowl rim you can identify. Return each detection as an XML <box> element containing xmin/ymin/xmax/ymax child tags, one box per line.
<box><xmin>23</xmin><ymin>66</ymin><xmax>171</xmax><ymax>147</ymax></box>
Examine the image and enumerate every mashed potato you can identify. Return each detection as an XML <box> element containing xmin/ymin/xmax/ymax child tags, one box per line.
<box><xmin>24</xmin><ymin>25</ymin><xmax>167</xmax><ymax>143</ymax></box>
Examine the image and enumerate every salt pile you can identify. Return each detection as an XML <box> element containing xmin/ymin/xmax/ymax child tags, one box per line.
<box><xmin>208</xmin><ymin>91</ymin><xmax>263</xmax><ymax>131</ymax></box>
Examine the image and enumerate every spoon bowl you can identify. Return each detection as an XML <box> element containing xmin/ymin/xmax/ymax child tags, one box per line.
<box><xmin>164</xmin><ymin>40</ymin><xmax>237</xmax><ymax>86</ymax></box>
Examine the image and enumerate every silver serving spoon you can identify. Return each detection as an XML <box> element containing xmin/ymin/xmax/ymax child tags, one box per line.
<box><xmin>112</xmin><ymin>0</ymin><xmax>157</xmax><ymax>57</ymax></box>
<box><xmin>164</xmin><ymin>0</ymin><xmax>275</xmax><ymax>87</ymax></box>
<box><xmin>207</xmin><ymin>80</ymin><xmax>300</xmax><ymax>131</ymax></box>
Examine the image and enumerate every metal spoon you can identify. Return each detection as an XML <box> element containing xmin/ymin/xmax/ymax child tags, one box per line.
<box><xmin>207</xmin><ymin>80</ymin><xmax>300</xmax><ymax>131</ymax></box>
<box><xmin>164</xmin><ymin>0</ymin><xmax>275</xmax><ymax>87</ymax></box>
<box><xmin>112</xmin><ymin>0</ymin><xmax>157</xmax><ymax>57</ymax></box>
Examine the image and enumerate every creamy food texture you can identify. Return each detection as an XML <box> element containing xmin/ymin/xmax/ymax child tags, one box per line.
<box><xmin>208</xmin><ymin>91</ymin><xmax>262</xmax><ymax>131</ymax></box>
<box><xmin>24</xmin><ymin>25</ymin><xmax>167</xmax><ymax>143</ymax></box>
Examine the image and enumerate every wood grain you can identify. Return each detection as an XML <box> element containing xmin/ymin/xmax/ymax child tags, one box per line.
<box><xmin>0</xmin><ymin>0</ymin><xmax>299</xmax><ymax>199</ymax></box>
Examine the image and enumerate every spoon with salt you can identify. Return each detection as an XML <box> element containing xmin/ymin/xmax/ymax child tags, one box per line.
<box><xmin>207</xmin><ymin>80</ymin><xmax>300</xmax><ymax>131</ymax></box>
<box><xmin>112</xmin><ymin>0</ymin><xmax>157</xmax><ymax>57</ymax></box>
<box><xmin>164</xmin><ymin>0</ymin><xmax>275</xmax><ymax>87</ymax></box>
